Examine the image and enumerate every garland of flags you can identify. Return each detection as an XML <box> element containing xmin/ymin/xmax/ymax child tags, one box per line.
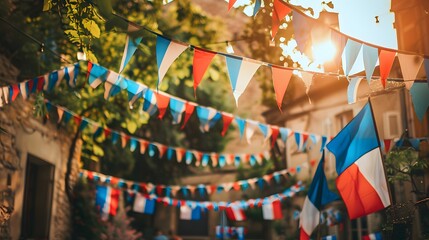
<box><xmin>89</xmin><ymin>173</ymin><xmax>304</xmax><ymax>215</ymax></box>
<box><xmin>80</xmin><ymin>164</ymin><xmax>308</xmax><ymax>197</ymax></box>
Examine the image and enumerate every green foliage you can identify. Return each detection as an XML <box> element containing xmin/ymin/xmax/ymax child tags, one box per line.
<box><xmin>385</xmin><ymin>147</ymin><xmax>427</xmax><ymax>183</ymax></box>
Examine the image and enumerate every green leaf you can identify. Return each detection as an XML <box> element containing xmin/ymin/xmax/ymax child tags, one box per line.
<box><xmin>93</xmin><ymin>144</ymin><xmax>104</xmax><ymax>156</ymax></box>
<box><xmin>126</xmin><ymin>120</ymin><xmax>138</xmax><ymax>134</ymax></box>
<box><xmin>82</xmin><ymin>19</ymin><xmax>101</xmax><ymax>38</ymax></box>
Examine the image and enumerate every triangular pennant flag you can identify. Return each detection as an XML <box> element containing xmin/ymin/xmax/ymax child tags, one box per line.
<box><xmin>221</xmin><ymin>112</ymin><xmax>234</xmax><ymax>136</ymax></box>
<box><xmin>130</xmin><ymin>138</ymin><xmax>138</xmax><ymax>152</ymax></box>
<box><xmin>245</xmin><ymin>120</ymin><xmax>259</xmax><ymax>144</ymax></box>
<box><xmin>169</xmin><ymin>98</ymin><xmax>186</xmax><ymax>124</ymax></box>
<box><xmin>379</xmin><ymin>49</ymin><xmax>396</xmax><ymax>88</ymax></box>
<box><xmin>279</xmin><ymin>127</ymin><xmax>292</xmax><ymax>143</ymax></box>
<box><xmin>253</xmin><ymin>0</ymin><xmax>261</xmax><ymax>16</ymax></box>
<box><xmin>342</xmin><ymin>39</ymin><xmax>362</xmax><ymax>76</ymax></box>
<box><xmin>292</xmin><ymin>11</ymin><xmax>312</xmax><ymax>54</ymax></box>
<box><xmin>139</xmin><ymin>140</ymin><xmax>149</xmax><ymax>154</ymax></box>
<box><xmin>193</xmin><ymin>48</ymin><xmax>216</xmax><ymax>95</ymax></box>
<box><xmin>398</xmin><ymin>53</ymin><xmax>423</xmax><ymax>90</ymax></box>
<box><xmin>196</xmin><ymin>106</ymin><xmax>221</xmax><ymax>132</ymax></box>
<box><xmin>181</xmin><ymin>102</ymin><xmax>196</xmax><ymax>129</ymax></box>
<box><xmin>294</xmin><ymin>132</ymin><xmax>309</xmax><ymax>152</ymax></box>
<box><xmin>9</xmin><ymin>84</ymin><xmax>19</xmax><ymax>102</ymax></box>
<box><xmin>347</xmin><ymin>77</ymin><xmax>363</xmax><ymax>104</ymax></box>
<box><xmin>64</xmin><ymin>64</ymin><xmax>79</xmax><ymax>88</ymax></box>
<box><xmin>320</xmin><ymin>136</ymin><xmax>328</xmax><ymax>152</ymax></box>
<box><xmin>119</xmin><ymin>35</ymin><xmax>143</xmax><ymax>73</ymax></box>
<box><xmin>228</xmin><ymin>0</ymin><xmax>237</xmax><ymax>11</ymax></box>
<box><xmin>19</xmin><ymin>82</ymin><xmax>29</xmax><ymax>100</ymax></box>
<box><xmin>270</xmin><ymin>126</ymin><xmax>280</xmax><ymax>148</ymax></box>
<box><xmin>225</xmin><ymin>56</ymin><xmax>261</xmax><ymax>106</ymax></box>
<box><xmin>410</xmin><ymin>82</ymin><xmax>429</xmax><ymax>121</ymax></box>
<box><xmin>142</xmin><ymin>89</ymin><xmax>158</xmax><ymax>116</ymax></box>
<box><xmin>88</xmin><ymin>62</ymin><xmax>108</xmax><ymax>88</ymax></box>
<box><xmin>271</xmin><ymin>0</ymin><xmax>291</xmax><ymax>39</ymax></box>
<box><xmin>175</xmin><ymin>148</ymin><xmax>185</xmax><ymax>163</ymax></box>
<box><xmin>258</xmin><ymin>123</ymin><xmax>271</xmax><ymax>143</ymax></box>
<box><xmin>154</xmin><ymin>92</ymin><xmax>170</xmax><ymax>119</ymax></box>
<box><xmin>272</xmin><ymin>66</ymin><xmax>293</xmax><ymax>111</ymax></box>
<box><xmin>57</xmin><ymin>108</ymin><xmax>64</xmax><ymax>123</ymax></box>
<box><xmin>362</xmin><ymin>45</ymin><xmax>379</xmax><ymax>83</ymax></box>
<box><xmin>235</xmin><ymin>117</ymin><xmax>246</xmax><ymax>139</ymax></box>
<box><xmin>103</xmin><ymin>71</ymin><xmax>128</xmax><ymax>99</ymax></box>
<box><xmin>156</xmin><ymin>36</ymin><xmax>188</xmax><ymax>88</ymax></box>
<box><xmin>126</xmin><ymin>80</ymin><xmax>146</xmax><ymax>107</ymax></box>
<box><xmin>301</xmin><ymin>72</ymin><xmax>313</xmax><ymax>97</ymax></box>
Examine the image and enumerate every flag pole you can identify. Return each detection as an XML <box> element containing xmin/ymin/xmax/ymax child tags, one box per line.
<box><xmin>367</xmin><ymin>97</ymin><xmax>393</xmax><ymax>207</ymax></box>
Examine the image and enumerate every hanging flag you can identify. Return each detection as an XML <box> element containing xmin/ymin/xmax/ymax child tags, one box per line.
<box><xmin>252</xmin><ymin>0</ymin><xmax>261</xmax><ymax>16</ymax></box>
<box><xmin>119</xmin><ymin>35</ymin><xmax>143</xmax><ymax>73</ymax></box>
<box><xmin>104</xmin><ymin>71</ymin><xmax>128</xmax><ymax>99</ymax></box>
<box><xmin>181</xmin><ymin>102</ymin><xmax>196</xmax><ymax>129</ymax></box>
<box><xmin>301</xmin><ymin>72</ymin><xmax>313</xmax><ymax>97</ymax></box>
<box><xmin>221</xmin><ymin>112</ymin><xmax>234</xmax><ymax>136</ymax></box>
<box><xmin>169</xmin><ymin>97</ymin><xmax>186</xmax><ymax>124</ymax></box>
<box><xmin>156</xmin><ymin>36</ymin><xmax>188</xmax><ymax>88</ymax></box>
<box><xmin>410</xmin><ymin>82</ymin><xmax>429</xmax><ymax>121</ymax></box>
<box><xmin>379</xmin><ymin>49</ymin><xmax>396</xmax><ymax>88</ymax></box>
<box><xmin>383</xmin><ymin>139</ymin><xmax>394</xmax><ymax>155</ymax></box>
<box><xmin>196</xmin><ymin>106</ymin><xmax>221</xmax><ymax>132</ymax></box>
<box><xmin>227</xmin><ymin>0</ymin><xmax>237</xmax><ymax>11</ymax></box>
<box><xmin>235</xmin><ymin>117</ymin><xmax>246</xmax><ymax>139</ymax></box>
<box><xmin>347</xmin><ymin>77</ymin><xmax>363</xmax><ymax>104</ymax></box>
<box><xmin>326</xmin><ymin>103</ymin><xmax>391</xmax><ymax>219</ymax></box>
<box><xmin>262</xmin><ymin>200</ymin><xmax>283</xmax><ymax>220</ymax></box>
<box><xmin>64</xmin><ymin>64</ymin><xmax>79</xmax><ymax>88</ymax></box>
<box><xmin>292</xmin><ymin>11</ymin><xmax>312</xmax><ymax>54</ymax></box>
<box><xmin>342</xmin><ymin>39</ymin><xmax>362</xmax><ymax>76</ymax></box>
<box><xmin>225</xmin><ymin>206</ymin><xmax>246</xmax><ymax>221</ymax></box>
<box><xmin>245</xmin><ymin>120</ymin><xmax>259</xmax><ymax>144</ymax></box>
<box><xmin>193</xmin><ymin>48</ymin><xmax>216</xmax><ymax>95</ymax></box>
<box><xmin>271</xmin><ymin>66</ymin><xmax>293</xmax><ymax>111</ymax></box>
<box><xmin>19</xmin><ymin>82</ymin><xmax>29</xmax><ymax>100</ymax></box>
<box><xmin>154</xmin><ymin>92</ymin><xmax>170</xmax><ymax>119</ymax></box>
<box><xmin>95</xmin><ymin>185</ymin><xmax>120</xmax><ymax>221</ymax></box>
<box><xmin>133</xmin><ymin>193</ymin><xmax>155</xmax><ymax>214</ymax></box>
<box><xmin>142</xmin><ymin>89</ymin><xmax>158</xmax><ymax>116</ymax></box>
<box><xmin>294</xmin><ymin>132</ymin><xmax>309</xmax><ymax>152</ymax></box>
<box><xmin>299</xmin><ymin>153</ymin><xmax>339</xmax><ymax>239</ymax></box>
<box><xmin>320</xmin><ymin>136</ymin><xmax>328</xmax><ymax>152</ymax></box>
<box><xmin>271</xmin><ymin>0</ymin><xmax>291</xmax><ymax>39</ymax></box>
<box><xmin>88</xmin><ymin>62</ymin><xmax>108</xmax><ymax>88</ymax></box>
<box><xmin>362</xmin><ymin>45</ymin><xmax>379</xmax><ymax>84</ymax></box>
<box><xmin>398</xmin><ymin>53</ymin><xmax>423</xmax><ymax>89</ymax></box>
<box><xmin>279</xmin><ymin>127</ymin><xmax>292</xmax><ymax>143</ymax></box>
<box><xmin>362</xmin><ymin>232</ymin><xmax>383</xmax><ymax>240</ymax></box>
<box><xmin>236</xmin><ymin>227</ymin><xmax>245</xmax><ymax>240</ymax></box>
<box><xmin>225</xmin><ymin>56</ymin><xmax>261</xmax><ymax>106</ymax></box>
<box><xmin>126</xmin><ymin>80</ymin><xmax>146</xmax><ymax>107</ymax></box>
<box><xmin>9</xmin><ymin>85</ymin><xmax>19</xmax><ymax>102</ymax></box>
<box><xmin>180</xmin><ymin>205</ymin><xmax>201</xmax><ymax>220</ymax></box>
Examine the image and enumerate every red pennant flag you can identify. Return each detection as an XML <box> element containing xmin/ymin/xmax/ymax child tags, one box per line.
<box><xmin>181</xmin><ymin>102</ymin><xmax>196</xmax><ymax>129</ymax></box>
<box><xmin>10</xmin><ymin>84</ymin><xmax>20</xmax><ymax>101</ymax></box>
<box><xmin>175</xmin><ymin>148</ymin><xmax>185</xmax><ymax>162</ymax></box>
<box><xmin>211</xmin><ymin>153</ymin><xmax>219</xmax><ymax>167</ymax></box>
<box><xmin>121</xmin><ymin>135</ymin><xmax>130</xmax><ymax>148</ymax></box>
<box><xmin>221</xmin><ymin>112</ymin><xmax>234</xmax><ymax>136</ymax></box>
<box><xmin>193</xmin><ymin>48</ymin><xmax>216</xmax><ymax>95</ymax></box>
<box><xmin>379</xmin><ymin>49</ymin><xmax>396</xmax><ymax>88</ymax></box>
<box><xmin>104</xmin><ymin>128</ymin><xmax>111</xmax><ymax>138</ymax></box>
<box><xmin>156</xmin><ymin>144</ymin><xmax>168</xmax><ymax>158</ymax></box>
<box><xmin>193</xmin><ymin>151</ymin><xmax>203</xmax><ymax>163</ymax></box>
<box><xmin>271</xmin><ymin>0</ymin><xmax>292</xmax><ymax>39</ymax></box>
<box><xmin>36</xmin><ymin>76</ymin><xmax>45</xmax><ymax>92</ymax></box>
<box><xmin>228</xmin><ymin>0</ymin><xmax>237</xmax><ymax>11</ymax></box>
<box><xmin>270</xmin><ymin>126</ymin><xmax>280</xmax><ymax>148</ymax></box>
<box><xmin>139</xmin><ymin>140</ymin><xmax>149</xmax><ymax>154</ymax></box>
<box><xmin>154</xmin><ymin>92</ymin><xmax>170</xmax><ymax>119</ymax></box>
<box><xmin>87</xmin><ymin>61</ymin><xmax>93</xmax><ymax>80</ymax></box>
<box><xmin>271</xmin><ymin>66</ymin><xmax>292</xmax><ymax>111</ymax></box>
<box><xmin>156</xmin><ymin>186</ymin><xmax>163</xmax><ymax>196</ymax></box>
<box><xmin>73</xmin><ymin>116</ymin><xmax>82</xmax><ymax>126</ymax></box>
<box><xmin>110</xmin><ymin>177</ymin><xmax>118</xmax><ymax>185</ymax></box>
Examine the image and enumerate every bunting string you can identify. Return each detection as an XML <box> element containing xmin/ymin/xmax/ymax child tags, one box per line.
<box><xmin>80</xmin><ymin>165</ymin><xmax>308</xmax><ymax>197</ymax></box>
<box><xmin>83</xmin><ymin>171</ymin><xmax>305</xmax><ymax>211</ymax></box>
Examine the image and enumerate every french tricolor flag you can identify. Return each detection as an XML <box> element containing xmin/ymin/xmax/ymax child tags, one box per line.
<box><xmin>362</xmin><ymin>232</ymin><xmax>382</xmax><ymax>240</ymax></box>
<box><xmin>299</xmin><ymin>152</ymin><xmax>338</xmax><ymax>239</ymax></box>
<box><xmin>225</xmin><ymin>206</ymin><xmax>246</xmax><ymax>221</ymax></box>
<box><xmin>180</xmin><ymin>205</ymin><xmax>201</xmax><ymax>220</ymax></box>
<box><xmin>95</xmin><ymin>185</ymin><xmax>120</xmax><ymax>221</ymax></box>
<box><xmin>262</xmin><ymin>200</ymin><xmax>283</xmax><ymax>220</ymax></box>
<box><xmin>133</xmin><ymin>192</ymin><xmax>155</xmax><ymax>214</ymax></box>
<box><xmin>327</xmin><ymin>103</ymin><xmax>391</xmax><ymax>219</ymax></box>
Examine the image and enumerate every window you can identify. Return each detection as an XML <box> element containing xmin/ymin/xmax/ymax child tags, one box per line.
<box><xmin>20</xmin><ymin>155</ymin><xmax>55</xmax><ymax>239</ymax></box>
<box><xmin>383</xmin><ymin>111</ymin><xmax>402</xmax><ymax>139</ymax></box>
<box><xmin>335</xmin><ymin>110</ymin><xmax>353</xmax><ymax>133</ymax></box>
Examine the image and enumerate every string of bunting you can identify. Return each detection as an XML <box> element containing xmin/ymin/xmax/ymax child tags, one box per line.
<box><xmin>113</xmin><ymin>3</ymin><xmax>429</xmax><ymax>117</ymax></box>
<box><xmin>84</xmin><ymin>171</ymin><xmax>304</xmax><ymax>211</ymax></box>
<box><xmin>80</xmin><ymin>163</ymin><xmax>309</xmax><ymax>197</ymax></box>
<box><xmin>87</xmin><ymin>61</ymin><xmax>330</xmax><ymax>154</ymax></box>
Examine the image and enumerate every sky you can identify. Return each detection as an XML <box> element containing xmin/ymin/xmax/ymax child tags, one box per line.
<box><xmin>236</xmin><ymin>0</ymin><xmax>398</xmax><ymax>73</ymax></box>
